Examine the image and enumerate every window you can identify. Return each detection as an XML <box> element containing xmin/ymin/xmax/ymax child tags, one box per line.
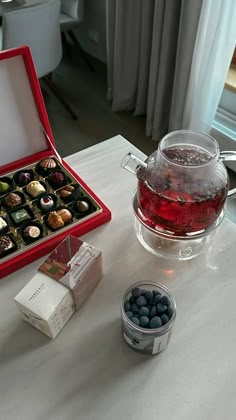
<box><xmin>231</xmin><ymin>47</ymin><xmax>236</xmax><ymax>66</ymax></box>
<box><xmin>224</xmin><ymin>47</ymin><xmax>236</xmax><ymax>94</ymax></box>
<box><xmin>212</xmin><ymin>46</ymin><xmax>236</xmax><ymax>170</ymax></box>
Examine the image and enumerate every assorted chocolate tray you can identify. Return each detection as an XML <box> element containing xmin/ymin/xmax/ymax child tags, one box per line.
<box><xmin>0</xmin><ymin>156</ymin><xmax>102</xmax><ymax>262</ymax></box>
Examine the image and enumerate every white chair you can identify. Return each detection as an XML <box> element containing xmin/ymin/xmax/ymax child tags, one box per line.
<box><xmin>1</xmin><ymin>0</ymin><xmax>77</xmax><ymax>119</ymax></box>
<box><xmin>60</xmin><ymin>0</ymin><xmax>94</xmax><ymax>72</ymax></box>
<box><xmin>60</xmin><ymin>0</ymin><xmax>84</xmax><ymax>31</ymax></box>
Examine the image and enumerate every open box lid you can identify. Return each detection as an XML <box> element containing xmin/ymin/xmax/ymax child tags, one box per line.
<box><xmin>0</xmin><ymin>45</ymin><xmax>56</xmax><ymax>173</ymax></box>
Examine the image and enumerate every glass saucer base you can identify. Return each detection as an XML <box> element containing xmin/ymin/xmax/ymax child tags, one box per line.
<box><xmin>133</xmin><ymin>215</ymin><xmax>220</xmax><ymax>260</ymax></box>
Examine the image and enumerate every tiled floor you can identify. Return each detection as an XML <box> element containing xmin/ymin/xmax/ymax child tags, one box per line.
<box><xmin>43</xmin><ymin>47</ymin><xmax>236</xmax><ymax>224</ymax></box>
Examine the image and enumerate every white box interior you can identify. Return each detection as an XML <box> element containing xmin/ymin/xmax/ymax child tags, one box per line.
<box><xmin>0</xmin><ymin>54</ymin><xmax>48</xmax><ymax>167</ymax></box>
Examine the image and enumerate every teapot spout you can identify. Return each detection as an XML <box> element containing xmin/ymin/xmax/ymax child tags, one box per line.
<box><xmin>121</xmin><ymin>152</ymin><xmax>147</xmax><ymax>176</ymax></box>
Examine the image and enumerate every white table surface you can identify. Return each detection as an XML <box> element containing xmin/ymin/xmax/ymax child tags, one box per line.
<box><xmin>0</xmin><ymin>0</ymin><xmax>47</xmax><ymax>17</ymax></box>
<box><xmin>0</xmin><ymin>135</ymin><xmax>236</xmax><ymax>420</ymax></box>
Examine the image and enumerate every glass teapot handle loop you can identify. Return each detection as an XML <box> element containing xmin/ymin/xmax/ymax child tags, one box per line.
<box><xmin>219</xmin><ymin>151</ymin><xmax>236</xmax><ymax>162</ymax></box>
<box><xmin>219</xmin><ymin>151</ymin><xmax>236</xmax><ymax>200</ymax></box>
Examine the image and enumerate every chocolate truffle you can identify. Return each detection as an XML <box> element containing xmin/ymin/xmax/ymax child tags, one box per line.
<box><xmin>4</xmin><ymin>192</ymin><xmax>22</xmax><ymax>208</ymax></box>
<box><xmin>47</xmin><ymin>211</ymin><xmax>64</xmax><ymax>229</ymax></box>
<box><xmin>0</xmin><ymin>235</ymin><xmax>14</xmax><ymax>255</ymax></box>
<box><xmin>26</xmin><ymin>181</ymin><xmax>46</xmax><ymax>198</ymax></box>
<box><xmin>48</xmin><ymin>171</ymin><xmax>66</xmax><ymax>187</ymax></box>
<box><xmin>40</xmin><ymin>195</ymin><xmax>54</xmax><ymax>211</ymax></box>
<box><xmin>17</xmin><ymin>171</ymin><xmax>33</xmax><ymax>186</ymax></box>
<box><xmin>59</xmin><ymin>185</ymin><xmax>75</xmax><ymax>198</ymax></box>
<box><xmin>39</xmin><ymin>158</ymin><xmax>57</xmax><ymax>170</ymax></box>
<box><xmin>57</xmin><ymin>208</ymin><xmax>72</xmax><ymax>223</ymax></box>
<box><xmin>0</xmin><ymin>181</ymin><xmax>10</xmax><ymax>193</ymax></box>
<box><xmin>76</xmin><ymin>200</ymin><xmax>90</xmax><ymax>213</ymax></box>
<box><xmin>23</xmin><ymin>225</ymin><xmax>41</xmax><ymax>239</ymax></box>
<box><xmin>11</xmin><ymin>208</ymin><xmax>31</xmax><ymax>225</ymax></box>
<box><xmin>0</xmin><ymin>217</ymin><xmax>7</xmax><ymax>230</ymax></box>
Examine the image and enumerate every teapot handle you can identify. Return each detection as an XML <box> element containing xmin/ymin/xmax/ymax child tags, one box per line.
<box><xmin>219</xmin><ymin>151</ymin><xmax>236</xmax><ymax>199</ymax></box>
<box><xmin>219</xmin><ymin>151</ymin><xmax>236</xmax><ymax>162</ymax></box>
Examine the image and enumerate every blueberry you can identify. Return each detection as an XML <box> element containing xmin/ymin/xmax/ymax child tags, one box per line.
<box><xmin>140</xmin><ymin>316</ymin><xmax>149</xmax><ymax>328</ymax></box>
<box><xmin>167</xmin><ymin>306</ymin><xmax>174</xmax><ymax>319</ymax></box>
<box><xmin>141</xmin><ymin>289</ymin><xmax>147</xmax><ymax>295</ymax></box>
<box><xmin>126</xmin><ymin>311</ymin><xmax>133</xmax><ymax>319</ymax></box>
<box><xmin>131</xmin><ymin>303</ymin><xmax>139</xmax><ymax>314</ymax></box>
<box><xmin>129</xmin><ymin>296</ymin><xmax>136</xmax><ymax>305</ymax></box>
<box><xmin>150</xmin><ymin>306</ymin><xmax>157</xmax><ymax>318</ymax></box>
<box><xmin>131</xmin><ymin>287</ymin><xmax>141</xmax><ymax>298</ymax></box>
<box><xmin>136</xmin><ymin>296</ymin><xmax>147</xmax><ymax>307</ymax></box>
<box><xmin>153</xmin><ymin>290</ymin><xmax>161</xmax><ymax>296</ymax></box>
<box><xmin>131</xmin><ymin>317</ymin><xmax>140</xmax><ymax>326</ymax></box>
<box><xmin>161</xmin><ymin>314</ymin><xmax>169</xmax><ymax>325</ymax></box>
<box><xmin>156</xmin><ymin>303</ymin><xmax>168</xmax><ymax>314</ymax></box>
<box><xmin>124</xmin><ymin>301</ymin><xmax>131</xmax><ymax>312</ymax></box>
<box><xmin>160</xmin><ymin>295</ymin><xmax>170</xmax><ymax>306</ymax></box>
<box><xmin>144</xmin><ymin>291</ymin><xmax>153</xmax><ymax>302</ymax></box>
<box><xmin>153</xmin><ymin>294</ymin><xmax>162</xmax><ymax>304</ymax></box>
<box><xmin>150</xmin><ymin>316</ymin><xmax>162</xmax><ymax>329</ymax></box>
<box><xmin>146</xmin><ymin>304</ymin><xmax>152</xmax><ymax>310</ymax></box>
<box><xmin>139</xmin><ymin>306</ymin><xmax>150</xmax><ymax>317</ymax></box>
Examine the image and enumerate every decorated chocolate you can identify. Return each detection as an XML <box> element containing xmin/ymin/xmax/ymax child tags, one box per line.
<box><xmin>0</xmin><ymin>217</ymin><xmax>7</xmax><ymax>230</ymax></box>
<box><xmin>4</xmin><ymin>192</ymin><xmax>22</xmax><ymax>208</ymax></box>
<box><xmin>11</xmin><ymin>208</ymin><xmax>31</xmax><ymax>225</ymax></box>
<box><xmin>0</xmin><ymin>181</ymin><xmax>10</xmax><ymax>193</ymax></box>
<box><xmin>17</xmin><ymin>171</ymin><xmax>33</xmax><ymax>186</ymax></box>
<box><xmin>0</xmin><ymin>235</ymin><xmax>14</xmax><ymax>255</ymax></box>
<box><xmin>47</xmin><ymin>211</ymin><xmax>64</xmax><ymax>229</ymax></box>
<box><xmin>60</xmin><ymin>185</ymin><xmax>81</xmax><ymax>203</ymax></box>
<box><xmin>39</xmin><ymin>195</ymin><xmax>54</xmax><ymax>211</ymax></box>
<box><xmin>76</xmin><ymin>200</ymin><xmax>90</xmax><ymax>213</ymax></box>
<box><xmin>59</xmin><ymin>185</ymin><xmax>75</xmax><ymax>198</ymax></box>
<box><xmin>23</xmin><ymin>225</ymin><xmax>41</xmax><ymax>239</ymax></box>
<box><xmin>39</xmin><ymin>158</ymin><xmax>57</xmax><ymax>170</ymax></box>
<box><xmin>26</xmin><ymin>181</ymin><xmax>46</xmax><ymax>198</ymax></box>
<box><xmin>48</xmin><ymin>171</ymin><xmax>66</xmax><ymax>187</ymax></box>
<box><xmin>57</xmin><ymin>208</ymin><xmax>72</xmax><ymax>223</ymax></box>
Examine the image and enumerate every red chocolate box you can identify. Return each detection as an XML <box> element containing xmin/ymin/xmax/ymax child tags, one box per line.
<box><xmin>0</xmin><ymin>46</ymin><xmax>111</xmax><ymax>279</ymax></box>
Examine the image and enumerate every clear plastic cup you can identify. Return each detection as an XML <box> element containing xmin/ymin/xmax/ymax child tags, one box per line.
<box><xmin>121</xmin><ymin>281</ymin><xmax>176</xmax><ymax>355</ymax></box>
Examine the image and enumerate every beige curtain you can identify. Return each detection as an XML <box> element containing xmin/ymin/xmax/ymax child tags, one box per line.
<box><xmin>106</xmin><ymin>0</ymin><xmax>203</xmax><ymax>140</ymax></box>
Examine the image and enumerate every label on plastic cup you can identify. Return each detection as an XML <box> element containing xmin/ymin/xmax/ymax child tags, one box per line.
<box><xmin>123</xmin><ymin>328</ymin><xmax>171</xmax><ymax>355</ymax></box>
<box><xmin>153</xmin><ymin>331</ymin><xmax>170</xmax><ymax>354</ymax></box>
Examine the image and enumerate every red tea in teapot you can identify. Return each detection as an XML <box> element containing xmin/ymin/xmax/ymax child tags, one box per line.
<box><xmin>137</xmin><ymin>146</ymin><xmax>228</xmax><ymax>235</ymax></box>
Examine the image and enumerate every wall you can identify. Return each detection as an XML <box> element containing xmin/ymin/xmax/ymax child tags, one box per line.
<box><xmin>75</xmin><ymin>0</ymin><xmax>107</xmax><ymax>63</ymax></box>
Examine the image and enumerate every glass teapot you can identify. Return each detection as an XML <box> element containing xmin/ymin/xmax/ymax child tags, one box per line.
<box><xmin>122</xmin><ymin>130</ymin><xmax>236</xmax><ymax>236</ymax></box>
